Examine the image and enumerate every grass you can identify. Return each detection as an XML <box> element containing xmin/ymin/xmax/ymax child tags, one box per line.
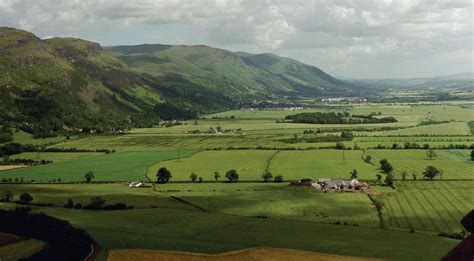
<box><xmin>0</xmin><ymin>151</ymin><xmax>197</xmax><ymax>182</ymax></box>
<box><xmin>164</xmin><ymin>183</ymin><xmax>379</xmax><ymax>227</ymax></box>
<box><xmin>5</xmin><ymin>130</ymin><xmax>70</xmax><ymax>145</ymax></box>
<box><xmin>379</xmin><ymin>181</ymin><xmax>473</xmax><ymax>233</ymax></box>
<box><xmin>269</xmin><ymin>150</ymin><xmax>378</xmax><ymax>180</ymax></box>
<box><xmin>148</xmin><ymin>150</ymin><xmax>379</xmax><ymax>181</ymax></box>
<box><xmin>368</xmin><ymin>150</ymin><xmax>474</xmax><ymax>180</ymax></box>
<box><xmin>0</xmin><ymin>239</ymin><xmax>45</xmax><ymax>260</ymax></box>
<box><xmin>38</xmin><ymin>206</ymin><xmax>457</xmax><ymax>261</ymax></box>
<box><xmin>147</xmin><ymin>150</ymin><xmax>275</xmax><ymax>181</ymax></box>
<box><xmin>0</xmin><ymin>183</ymin><xmax>196</xmax><ymax>210</ymax></box>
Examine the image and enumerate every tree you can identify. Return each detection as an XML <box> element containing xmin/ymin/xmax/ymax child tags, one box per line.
<box><xmin>88</xmin><ymin>196</ymin><xmax>105</xmax><ymax>209</ymax></box>
<box><xmin>198</xmin><ymin>177</ymin><xmax>203</xmax><ymax>183</ymax></box>
<box><xmin>261</xmin><ymin>171</ymin><xmax>273</xmax><ymax>182</ymax></box>
<box><xmin>84</xmin><ymin>171</ymin><xmax>94</xmax><ymax>183</ymax></box>
<box><xmin>350</xmin><ymin>169</ymin><xmax>358</xmax><ymax>179</ymax></box>
<box><xmin>335</xmin><ymin>142</ymin><xmax>345</xmax><ymax>150</ymax></box>
<box><xmin>274</xmin><ymin>175</ymin><xmax>284</xmax><ymax>182</ymax></box>
<box><xmin>189</xmin><ymin>172</ymin><xmax>198</xmax><ymax>182</ymax></box>
<box><xmin>225</xmin><ymin>169</ymin><xmax>239</xmax><ymax>182</ymax></box>
<box><xmin>385</xmin><ymin>173</ymin><xmax>394</xmax><ymax>186</ymax></box>
<box><xmin>19</xmin><ymin>193</ymin><xmax>33</xmax><ymax>204</ymax></box>
<box><xmin>364</xmin><ymin>155</ymin><xmax>372</xmax><ymax>163</ymax></box>
<box><xmin>401</xmin><ymin>171</ymin><xmax>407</xmax><ymax>181</ymax></box>
<box><xmin>3</xmin><ymin>191</ymin><xmax>13</xmax><ymax>202</ymax></box>
<box><xmin>412</xmin><ymin>172</ymin><xmax>417</xmax><ymax>181</ymax></box>
<box><xmin>64</xmin><ymin>198</ymin><xmax>74</xmax><ymax>208</ymax></box>
<box><xmin>426</xmin><ymin>149</ymin><xmax>437</xmax><ymax>160</ymax></box>
<box><xmin>423</xmin><ymin>166</ymin><xmax>440</xmax><ymax>180</ymax></box>
<box><xmin>379</xmin><ymin>159</ymin><xmax>393</xmax><ymax>173</ymax></box>
<box><xmin>471</xmin><ymin>150</ymin><xmax>474</xmax><ymax>161</ymax></box>
<box><xmin>213</xmin><ymin>171</ymin><xmax>220</xmax><ymax>181</ymax></box>
<box><xmin>156</xmin><ymin>167</ymin><xmax>172</xmax><ymax>184</ymax></box>
<box><xmin>376</xmin><ymin>174</ymin><xmax>382</xmax><ymax>184</ymax></box>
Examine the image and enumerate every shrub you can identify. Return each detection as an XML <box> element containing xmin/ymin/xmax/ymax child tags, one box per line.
<box><xmin>19</xmin><ymin>193</ymin><xmax>33</xmax><ymax>204</ymax></box>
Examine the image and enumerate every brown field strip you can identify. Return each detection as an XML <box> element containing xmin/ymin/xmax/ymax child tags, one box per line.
<box><xmin>107</xmin><ymin>247</ymin><xmax>383</xmax><ymax>261</ymax></box>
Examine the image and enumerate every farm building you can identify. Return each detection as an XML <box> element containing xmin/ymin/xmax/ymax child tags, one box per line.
<box><xmin>290</xmin><ymin>178</ymin><xmax>368</xmax><ymax>192</ymax></box>
<box><xmin>317</xmin><ymin>178</ymin><xmax>368</xmax><ymax>192</ymax></box>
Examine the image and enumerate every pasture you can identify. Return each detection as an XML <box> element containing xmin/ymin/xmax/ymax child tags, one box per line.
<box><xmin>368</xmin><ymin>150</ymin><xmax>474</xmax><ymax>180</ymax></box>
<box><xmin>148</xmin><ymin>150</ymin><xmax>378</xmax><ymax>181</ymax></box>
<box><xmin>379</xmin><ymin>181</ymin><xmax>473</xmax><ymax>233</ymax></box>
<box><xmin>147</xmin><ymin>150</ymin><xmax>274</xmax><ymax>181</ymax></box>
<box><xmin>38</xmin><ymin>206</ymin><xmax>457</xmax><ymax>261</ymax></box>
<box><xmin>0</xmin><ymin>151</ymin><xmax>197</xmax><ymax>182</ymax></box>
<box><xmin>165</xmin><ymin>183</ymin><xmax>379</xmax><ymax>227</ymax></box>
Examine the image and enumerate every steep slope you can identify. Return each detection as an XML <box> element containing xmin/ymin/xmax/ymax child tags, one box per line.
<box><xmin>240</xmin><ymin>53</ymin><xmax>360</xmax><ymax>95</ymax></box>
<box><xmin>0</xmin><ymin>28</ymin><xmax>223</xmax><ymax>137</ymax></box>
<box><xmin>107</xmin><ymin>44</ymin><xmax>360</xmax><ymax>99</ymax></box>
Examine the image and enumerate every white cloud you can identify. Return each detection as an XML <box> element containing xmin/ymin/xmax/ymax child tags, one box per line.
<box><xmin>0</xmin><ymin>0</ymin><xmax>471</xmax><ymax>78</ymax></box>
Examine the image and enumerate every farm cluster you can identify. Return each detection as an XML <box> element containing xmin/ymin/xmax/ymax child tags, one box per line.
<box><xmin>290</xmin><ymin>178</ymin><xmax>369</xmax><ymax>192</ymax></box>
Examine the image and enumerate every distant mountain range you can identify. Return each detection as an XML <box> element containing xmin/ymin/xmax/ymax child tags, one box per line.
<box><xmin>0</xmin><ymin>27</ymin><xmax>363</xmax><ymax>136</ymax></box>
<box><xmin>344</xmin><ymin>73</ymin><xmax>473</xmax><ymax>90</ymax></box>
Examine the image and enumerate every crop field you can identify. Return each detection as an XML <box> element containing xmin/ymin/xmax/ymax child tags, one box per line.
<box><xmin>379</xmin><ymin>181</ymin><xmax>473</xmax><ymax>233</ymax></box>
<box><xmin>368</xmin><ymin>150</ymin><xmax>474</xmax><ymax>180</ymax></box>
<box><xmin>356</xmin><ymin>122</ymin><xmax>472</xmax><ymax>136</ymax></box>
<box><xmin>207</xmin><ymin>103</ymin><xmax>474</xmax><ymax>123</ymax></box>
<box><xmin>8</xmin><ymin>152</ymin><xmax>103</xmax><ymax>162</ymax></box>
<box><xmin>0</xmin><ymin>151</ymin><xmax>197</xmax><ymax>182</ymax></box>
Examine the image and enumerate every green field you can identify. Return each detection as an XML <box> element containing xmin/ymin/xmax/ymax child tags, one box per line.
<box><xmin>0</xmin><ymin>151</ymin><xmax>197</xmax><ymax>182</ymax></box>
<box><xmin>0</xmin><ymin>239</ymin><xmax>45</xmax><ymax>260</ymax></box>
<box><xmin>39</xmin><ymin>206</ymin><xmax>456</xmax><ymax>261</ymax></box>
<box><xmin>379</xmin><ymin>181</ymin><xmax>473</xmax><ymax>233</ymax></box>
<box><xmin>8</xmin><ymin>152</ymin><xmax>103</xmax><ymax>163</ymax></box>
<box><xmin>147</xmin><ymin>150</ymin><xmax>274</xmax><ymax>181</ymax></box>
<box><xmin>269</xmin><ymin>150</ymin><xmax>378</xmax><ymax>180</ymax></box>
<box><xmin>368</xmin><ymin>150</ymin><xmax>474</xmax><ymax>180</ymax></box>
<box><xmin>165</xmin><ymin>183</ymin><xmax>379</xmax><ymax>227</ymax></box>
<box><xmin>147</xmin><ymin>150</ymin><xmax>380</xmax><ymax>181</ymax></box>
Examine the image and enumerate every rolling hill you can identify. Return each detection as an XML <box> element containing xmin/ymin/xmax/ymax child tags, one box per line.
<box><xmin>1</xmin><ymin>27</ymin><xmax>362</xmax><ymax>138</ymax></box>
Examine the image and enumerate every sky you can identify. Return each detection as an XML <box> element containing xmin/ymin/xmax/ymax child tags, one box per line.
<box><xmin>0</xmin><ymin>0</ymin><xmax>472</xmax><ymax>78</ymax></box>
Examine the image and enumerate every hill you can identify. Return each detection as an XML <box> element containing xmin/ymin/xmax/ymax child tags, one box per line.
<box><xmin>0</xmin><ymin>27</ymin><xmax>231</xmax><ymax>137</ymax></box>
<box><xmin>1</xmin><ymin>27</ymin><xmax>362</xmax><ymax>138</ymax></box>
<box><xmin>107</xmin><ymin>44</ymin><xmax>361</xmax><ymax>100</ymax></box>
<box><xmin>345</xmin><ymin>73</ymin><xmax>474</xmax><ymax>90</ymax></box>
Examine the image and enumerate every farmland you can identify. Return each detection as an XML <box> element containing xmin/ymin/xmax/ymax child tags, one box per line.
<box><xmin>0</xmin><ymin>102</ymin><xmax>473</xmax><ymax>260</ymax></box>
<box><xmin>378</xmin><ymin>181</ymin><xmax>473</xmax><ymax>233</ymax></box>
<box><xmin>1</xmin><ymin>151</ymin><xmax>197</xmax><ymax>182</ymax></box>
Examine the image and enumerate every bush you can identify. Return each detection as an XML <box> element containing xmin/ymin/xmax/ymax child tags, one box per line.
<box><xmin>18</xmin><ymin>193</ymin><xmax>33</xmax><ymax>204</ymax></box>
<box><xmin>274</xmin><ymin>175</ymin><xmax>284</xmax><ymax>182</ymax></box>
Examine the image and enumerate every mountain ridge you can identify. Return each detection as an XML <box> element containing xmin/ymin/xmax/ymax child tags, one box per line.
<box><xmin>0</xmin><ymin>27</ymin><xmax>364</xmax><ymax>138</ymax></box>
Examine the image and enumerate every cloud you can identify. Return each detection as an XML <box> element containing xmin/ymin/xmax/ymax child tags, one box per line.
<box><xmin>0</xmin><ymin>0</ymin><xmax>471</xmax><ymax>78</ymax></box>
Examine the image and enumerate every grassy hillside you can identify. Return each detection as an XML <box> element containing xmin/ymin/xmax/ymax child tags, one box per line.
<box><xmin>107</xmin><ymin>44</ymin><xmax>359</xmax><ymax>100</ymax></box>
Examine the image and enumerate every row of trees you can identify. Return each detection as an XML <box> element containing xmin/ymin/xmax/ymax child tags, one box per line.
<box><xmin>156</xmin><ymin>168</ymin><xmax>284</xmax><ymax>183</ymax></box>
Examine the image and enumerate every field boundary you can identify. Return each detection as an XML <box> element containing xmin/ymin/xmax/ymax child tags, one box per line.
<box><xmin>169</xmin><ymin>196</ymin><xmax>208</xmax><ymax>212</ymax></box>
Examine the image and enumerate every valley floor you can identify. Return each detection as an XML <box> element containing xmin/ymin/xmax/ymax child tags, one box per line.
<box><xmin>0</xmin><ymin>102</ymin><xmax>473</xmax><ymax>260</ymax></box>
